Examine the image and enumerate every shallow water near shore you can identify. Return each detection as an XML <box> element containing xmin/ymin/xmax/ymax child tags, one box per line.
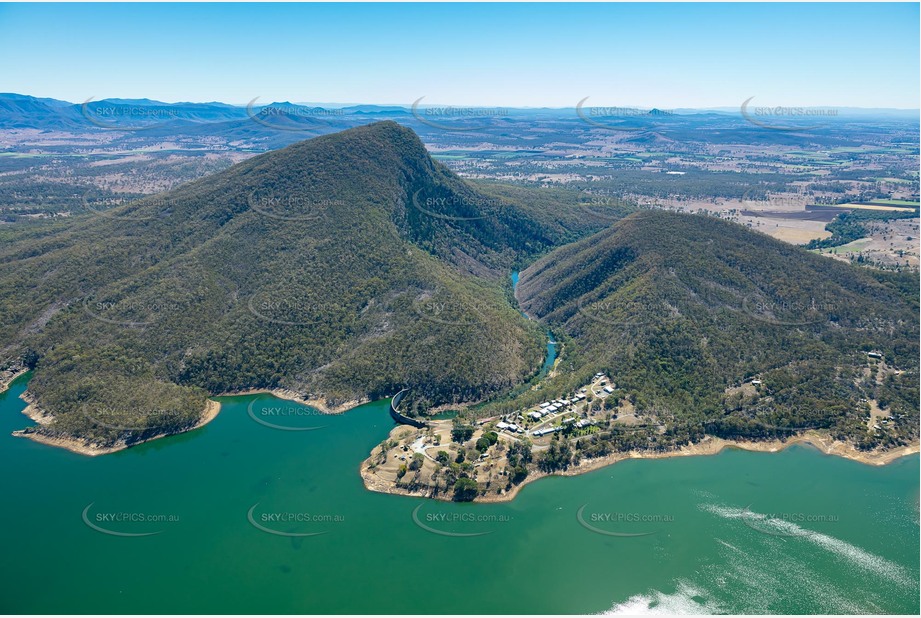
<box><xmin>1</xmin><ymin>373</ymin><xmax>918</xmax><ymax>614</ymax></box>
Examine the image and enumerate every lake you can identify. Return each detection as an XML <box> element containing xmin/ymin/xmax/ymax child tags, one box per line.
<box><xmin>1</xmin><ymin>373</ymin><xmax>917</xmax><ymax>614</ymax></box>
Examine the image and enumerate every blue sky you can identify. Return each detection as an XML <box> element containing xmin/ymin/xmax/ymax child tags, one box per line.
<box><xmin>0</xmin><ymin>2</ymin><xmax>918</xmax><ymax>108</ymax></box>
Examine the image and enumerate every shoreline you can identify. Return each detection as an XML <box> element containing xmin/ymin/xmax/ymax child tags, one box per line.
<box><xmin>12</xmin><ymin>399</ymin><xmax>221</xmax><ymax>457</ymax></box>
<box><xmin>9</xmin><ymin>380</ymin><xmax>368</xmax><ymax>457</ymax></box>
<box><xmin>10</xmin><ymin>375</ymin><xmax>919</xmax><ymax>485</ymax></box>
<box><xmin>0</xmin><ymin>368</ymin><xmax>27</xmax><ymax>396</ymax></box>
<box><xmin>361</xmin><ymin>430</ymin><xmax>921</xmax><ymax>503</ymax></box>
<box><xmin>214</xmin><ymin>387</ymin><xmax>368</xmax><ymax>415</ymax></box>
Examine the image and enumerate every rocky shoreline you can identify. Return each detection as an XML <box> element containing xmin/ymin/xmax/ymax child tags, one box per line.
<box><xmin>12</xmin><ymin>399</ymin><xmax>222</xmax><ymax>456</ymax></box>
<box><xmin>361</xmin><ymin>428</ymin><xmax>920</xmax><ymax>503</ymax></box>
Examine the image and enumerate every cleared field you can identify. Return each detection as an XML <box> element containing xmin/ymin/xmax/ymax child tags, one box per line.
<box><xmin>821</xmin><ymin>238</ymin><xmax>873</xmax><ymax>254</ymax></box>
<box><xmin>739</xmin><ymin>215</ymin><xmax>832</xmax><ymax>244</ymax></box>
<box><xmin>831</xmin><ymin>203</ymin><xmax>918</xmax><ymax>212</ymax></box>
<box><xmin>875</xmin><ymin>178</ymin><xmax>915</xmax><ymax>185</ymax></box>
<box><xmin>811</xmin><ymin>217</ymin><xmax>919</xmax><ymax>268</ymax></box>
<box><xmin>869</xmin><ymin>198</ymin><xmax>920</xmax><ymax>206</ymax></box>
<box><xmin>740</xmin><ymin>209</ymin><xmax>839</xmax><ymax>222</ymax></box>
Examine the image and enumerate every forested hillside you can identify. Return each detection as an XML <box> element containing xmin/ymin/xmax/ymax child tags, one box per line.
<box><xmin>2</xmin><ymin>122</ymin><xmax>915</xmax><ymax>455</ymax></box>
<box><xmin>1</xmin><ymin>122</ymin><xmax>609</xmax><ymax>448</ymax></box>
<box><xmin>513</xmin><ymin>210</ymin><xmax>919</xmax><ymax>450</ymax></box>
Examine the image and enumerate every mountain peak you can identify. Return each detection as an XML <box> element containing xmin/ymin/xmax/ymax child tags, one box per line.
<box><xmin>0</xmin><ymin>122</ymin><xmax>561</xmax><ymax>448</ymax></box>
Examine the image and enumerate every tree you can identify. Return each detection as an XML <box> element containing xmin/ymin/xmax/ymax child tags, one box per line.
<box><xmin>537</xmin><ymin>440</ymin><xmax>573</xmax><ymax>472</ymax></box>
<box><xmin>453</xmin><ymin>478</ymin><xmax>479</xmax><ymax>502</ymax></box>
<box><xmin>506</xmin><ymin>439</ymin><xmax>532</xmax><ymax>467</ymax></box>
<box><xmin>451</xmin><ymin>423</ymin><xmax>475</xmax><ymax>443</ymax></box>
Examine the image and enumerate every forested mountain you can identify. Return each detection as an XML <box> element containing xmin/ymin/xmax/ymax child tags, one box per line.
<box><xmin>3</xmin><ymin>121</ymin><xmax>915</xmax><ymax>454</ymax></box>
<box><xmin>515</xmin><ymin>210</ymin><xmax>919</xmax><ymax>449</ymax></box>
<box><xmin>1</xmin><ymin>122</ymin><xmax>607</xmax><ymax>448</ymax></box>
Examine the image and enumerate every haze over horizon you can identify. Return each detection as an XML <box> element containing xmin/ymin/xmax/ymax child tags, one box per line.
<box><xmin>4</xmin><ymin>92</ymin><xmax>920</xmax><ymax>113</ymax></box>
<box><xmin>1</xmin><ymin>2</ymin><xmax>918</xmax><ymax>109</ymax></box>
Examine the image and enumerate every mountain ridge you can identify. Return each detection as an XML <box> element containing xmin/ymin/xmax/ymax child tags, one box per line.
<box><xmin>509</xmin><ymin>209</ymin><xmax>919</xmax><ymax>450</ymax></box>
<box><xmin>1</xmin><ymin>121</ymin><xmax>575</xmax><ymax>449</ymax></box>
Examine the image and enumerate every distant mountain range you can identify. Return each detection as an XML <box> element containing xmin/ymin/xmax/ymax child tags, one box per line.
<box><xmin>1</xmin><ymin>93</ymin><xmax>916</xmax><ymax>134</ymax></box>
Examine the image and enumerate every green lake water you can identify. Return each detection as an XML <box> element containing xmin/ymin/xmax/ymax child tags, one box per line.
<box><xmin>1</xmin><ymin>372</ymin><xmax>918</xmax><ymax>614</ymax></box>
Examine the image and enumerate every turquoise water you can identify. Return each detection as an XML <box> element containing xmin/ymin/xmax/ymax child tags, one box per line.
<box><xmin>1</xmin><ymin>372</ymin><xmax>918</xmax><ymax>614</ymax></box>
<box><xmin>539</xmin><ymin>331</ymin><xmax>558</xmax><ymax>378</ymax></box>
<box><xmin>512</xmin><ymin>270</ymin><xmax>558</xmax><ymax>379</ymax></box>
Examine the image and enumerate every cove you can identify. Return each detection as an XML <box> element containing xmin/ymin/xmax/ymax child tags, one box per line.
<box><xmin>0</xmin><ymin>373</ymin><xmax>918</xmax><ymax>614</ymax></box>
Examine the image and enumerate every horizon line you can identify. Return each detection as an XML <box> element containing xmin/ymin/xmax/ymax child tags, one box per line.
<box><xmin>3</xmin><ymin>93</ymin><xmax>919</xmax><ymax>114</ymax></box>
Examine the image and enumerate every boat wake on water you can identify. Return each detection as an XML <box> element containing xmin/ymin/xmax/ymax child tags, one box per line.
<box><xmin>699</xmin><ymin>502</ymin><xmax>913</xmax><ymax>587</ymax></box>
<box><xmin>602</xmin><ymin>500</ymin><xmax>917</xmax><ymax>614</ymax></box>
<box><xmin>599</xmin><ymin>581</ymin><xmax>721</xmax><ymax>615</ymax></box>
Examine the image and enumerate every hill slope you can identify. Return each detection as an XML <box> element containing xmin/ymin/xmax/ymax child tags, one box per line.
<box><xmin>0</xmin><ymin>122</ymin><xmax>586</xmax><ymax>448</ymax></box>
<box><xmin>515</xmin><ymin>210</ymin><xmax>919</xmax><ymax>451</ymax></box>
